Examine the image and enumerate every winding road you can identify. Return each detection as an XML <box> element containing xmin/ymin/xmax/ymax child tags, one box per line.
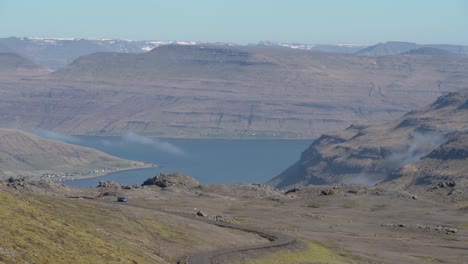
<box><xmin>106</xmin><ymin>202</ymin><xmax>297</xmax><ymax>264</ymax></box>
<box><xmin>167</xmin><ymin>211</ymin><xmax>297</xmax><ymax>264</ymax></box>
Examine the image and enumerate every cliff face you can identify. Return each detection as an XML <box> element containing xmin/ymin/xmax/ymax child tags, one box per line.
<box><xmin>1</xmin><ymin>44</ymin><xmax>468</xmax><ymax>139</ymax></box>
<box><xmin>268</xmin><ymin>89</ymin><xmax>468</xmax><ymax>189</ymax></box>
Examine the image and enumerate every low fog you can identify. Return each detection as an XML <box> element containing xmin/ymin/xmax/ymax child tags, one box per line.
<box><xmin>345</xmin><ymin>131</ymin><xmax>447</xmax><ymax>186</ymax></box>
<box><xmin>122</xmin><ymin>132</ymin><xmax>185</xmax><ymax>155</ymax></box>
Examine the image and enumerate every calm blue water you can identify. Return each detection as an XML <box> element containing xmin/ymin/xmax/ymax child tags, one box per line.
<box><xmin>61</xmin><ymin>136</ymin><xmax>311</xmax><ymax>188</ymax></box>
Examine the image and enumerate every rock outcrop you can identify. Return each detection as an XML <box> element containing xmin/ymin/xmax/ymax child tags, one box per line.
<box><xmin>142</xmin><ymin>173</ymin><xmax>200</xmax><ymax>189</ymax></box>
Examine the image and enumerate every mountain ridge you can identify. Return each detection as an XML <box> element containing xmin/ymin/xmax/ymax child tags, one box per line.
<box><xmin>3</xmin><ymin>37</ymin><xmax>467</xmax><ymax>70</ymax></box>
<box><xmin>268</xmin><ymin>88</ymin><xmax>468</xmax><ymax>189</ymax></box>
<box><xmin>356</xmin><ymin>41</ymin><xmax>468</xmax><ymax>56</ymax></box>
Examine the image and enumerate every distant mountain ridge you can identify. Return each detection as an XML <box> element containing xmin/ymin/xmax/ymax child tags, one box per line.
<box><xmin>401</xmin><ymin>47</ymin><xmax>454</xmax><ymax>56</ymax></box>
<box><xmin>256</xmin><ymin>40</ymin><xmax>368</xmax><ymax>54</ymax></box>
<box><xmin>1</xmin><ymin>43</ymin><xmax>467</xmax><ymax>139</ymax></box>
<box><xmin>356</xmin><ymin>41</ymin><xmax>468</xmax><ymax>56</ymax></box>
<box><xmin>3</xmin><ymin>37</ymin><xmax>467</xmax><ymax>70</ymax></box>
<box><xmin>0</xmin><ymin>37</ymin><xmax>236</xmax><ymax>70</ymax></box>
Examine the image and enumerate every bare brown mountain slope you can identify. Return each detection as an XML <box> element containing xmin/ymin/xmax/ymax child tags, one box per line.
<box><xmin>381</xmin><ymin>131</ymin><xmax>468</xmax><ymax>196</ymax></box>
<box><xmin>0</xmin><ymin>129</ymin><xmax>143</xmax><ymax>178</ymax></box>
<box><xmin>1</xmin><ymin>45</ymin><xmax>468</xmax><ymax>138</ymax></box>
<box><xmin>268</xmin><ymin>88</ymin><xmax>468</xmax><ymax>189</ymax></box>
<box><xmin>0</xmin><ymin>53</ymin><xmax>49</xmax><ymax>77</ymax></box>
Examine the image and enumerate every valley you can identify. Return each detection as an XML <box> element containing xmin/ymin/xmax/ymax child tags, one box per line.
<box><xmin>0</xmin><ymin>36</ymin><xmax>467</xmax><ymax>264</ymax></box>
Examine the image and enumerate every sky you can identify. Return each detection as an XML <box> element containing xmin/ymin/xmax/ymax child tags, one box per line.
<box><xmin>0</xmin><ymin>0</ymin><xmax>467</xmax><ymax>45</ymax></box>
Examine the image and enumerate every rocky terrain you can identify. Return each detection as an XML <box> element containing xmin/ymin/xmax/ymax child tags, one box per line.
<box><xmin>1</xmin><ymin>44</ymin><xmax>468</xmax><ymax>138</ymax></box>
<box><xmin>269</xmin><ymin>88</ymin><xmax>468</xmax><ymax>190</ymax></box>
<box><xmin>0</xmin><ymin>129</ymin><xmax>146</xmax><ymax>179</ymax></box>
<box><xmin>1</xmin><ymin>173</ymin><xmax>467</xmax><ymax>263</ymax></box>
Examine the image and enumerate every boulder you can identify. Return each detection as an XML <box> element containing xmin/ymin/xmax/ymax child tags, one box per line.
<box><xmin>284</xmin><ymin>186</ymin><xmax>301</xmax><ymax>195</ymax></box>
<box><xmin>196</xmin><ymin>211</ymin><xmax>208</xmax><ymax>217</ymax></box>
<box><xmin>319</xmin><ymin>189</ymin><xmax>334</xmax><ymax>196</ymax></box>
<box><xmin>97</xmin><ymin>181</ymin><xmax>122</xmax><ymax>189</ymax></box>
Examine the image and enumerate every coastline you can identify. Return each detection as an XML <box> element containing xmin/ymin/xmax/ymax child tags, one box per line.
<box><xmin>49</xmin><ymin>163</ymin><xmax>157</xmax><ymax>182</ymax></box>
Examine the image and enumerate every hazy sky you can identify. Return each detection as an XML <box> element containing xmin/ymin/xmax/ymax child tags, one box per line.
<box><xmin>1</xmin><ymin>0</ymin><xmax>467</xmax><ymax>44</ymax></box>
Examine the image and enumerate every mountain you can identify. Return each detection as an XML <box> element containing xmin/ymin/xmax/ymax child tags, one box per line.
<box><xmin>0</xmin><ymin>44</ymin><xmax>467</xmax><ymax>139</ymax></box>
<box><xmin>356</xmin><ymin>41</ymin><xmax>468</xmax><ymax>56</ymax></box>
<box><xmin>0</xmin><ymin>52</ymin><xmax>49</xmax><ymax>77</ymax></box>
<box><xmin>257</xmin><ymin>41</ymin><xmax>368</xmax><ymax>53</ymax></box>
<box><xmin>3</xmin><ymin>37</ymin><xmax>467</xmax><ymax>70</ymax></box>
<box><xmin>0</xmin><ymin>129</ymin><xmax>143</xmax><ymax>178</ymax></box>
<box><xmin>0</xmin><ymin>37</ymin><xmax>232</xmax><ymax>70</ymax></box>
<box><xmin>0</xmin><ymin>43</ymin><xmax>14</xmax><ymax>53</ymax></box>
<box><xmin>356</xmin><ymin>42</ymin><xmax>420</xmax><ymax>56</ymax></box>
<box><xmin>268</xmin><ymin>88</ymin><xmax>468</xmax><ymax>189</ymax></box>
<box><xmin>401</xmin><ymin>47</ymin><xmax>454</xmax><ymax>56</ymax></box>
<box><xmin>381</xmin><ymin>131</ymin><xmax>468</xmax><ymax>194</ymax></box>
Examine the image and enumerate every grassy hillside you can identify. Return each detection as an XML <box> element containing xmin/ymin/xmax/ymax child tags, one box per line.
<box><xmin>0</xmin><ymin>129</ymin><xmax>142</xmax><ymax>178</ymax></box>
<box><xmin>0</xmin><ymin>189</ymin><xmax>161</xmax><ymax>263</ymax></box>
<box><xmin>0</xmin><ymin>181</ymin><xmax>270</xmax><ymax>263</ymax></box>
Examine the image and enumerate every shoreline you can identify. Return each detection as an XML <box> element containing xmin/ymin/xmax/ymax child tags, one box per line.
<box><xmin>50</xmin><ymin>164</ymin><xmax>157</xmax><ymax>182</ymax></box>
<box><xmin>72</xmin><ymin>134</ymin><xmax>315</xmax><ymax>141</ymax></box>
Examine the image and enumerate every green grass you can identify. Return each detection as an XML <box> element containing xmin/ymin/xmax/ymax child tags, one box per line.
<box><xmin>0</xmin><ymin>191</ymin><xmax>159</xmax><ymax>264</ymax></box>
<box><xmin>234</xmin><ymin>239</ymin><xmax>357</xmax><ymax>264</ymax></box>
<box><xmin>140</xmin><ymin>218</ymin><xmax>190</xmax><ymax>242</ymax></box>
<box><xmin>31</xmin><ymin>194</ymin><xmax>195</xmax><ymax>259</ymax></box>
<box><xmin>411</xmin><ymin>255</ymin><xmax>444</xmax><ymax>262</ymax></box>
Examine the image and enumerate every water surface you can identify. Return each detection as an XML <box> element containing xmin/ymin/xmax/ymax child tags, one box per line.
<box><xmin>62</xmin><ymin>136</ymin><xmax>311</xmax><ymax>188</ymax></box>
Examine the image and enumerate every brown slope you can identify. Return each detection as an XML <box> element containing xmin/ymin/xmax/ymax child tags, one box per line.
<box><xmin>381</xmin><ymin>131</ymin><xmax>468</xmax><ymax>193</ymax></box>
<box><xmin>268</xmin><ymin>88</ymin><xmax>468</xmax><ymax>189</ymax></box>
<box><xmin>3</xmin><ymin>45</ymin><xmax>468</xmax><ymax>139</ymax></box>
<box><xmin>0</xmin><ymin>129</ymin><xmax>142</xmax><ymax>178</ymax></box>
<box><xmin>0</xmin><ymin>53</ymin><xmax>49</xmax><ymax>77</ymax></box>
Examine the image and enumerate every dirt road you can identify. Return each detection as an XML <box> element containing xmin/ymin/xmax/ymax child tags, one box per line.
<box><xmin>168</xmin><ymin>212</ymin><xmax>296</xmax><ymax>264</ymax></box>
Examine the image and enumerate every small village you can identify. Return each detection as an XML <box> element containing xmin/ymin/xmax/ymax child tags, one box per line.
<box><xmin>41</xmin><ymin>166</ymin><xmax>121</xmax><ymax>180</ymax></box>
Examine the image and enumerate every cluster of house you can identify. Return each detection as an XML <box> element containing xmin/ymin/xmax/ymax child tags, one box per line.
<box><xmin>41</xmin><ymin>167</ymin><xmax>120</xmax><ymax>180</ymax></box>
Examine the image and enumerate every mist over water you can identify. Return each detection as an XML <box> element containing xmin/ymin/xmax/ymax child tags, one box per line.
<box><xmin>122</xmin><ymin>132</ymin><xmax>185</xmax><ymax>155</ymax></box>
